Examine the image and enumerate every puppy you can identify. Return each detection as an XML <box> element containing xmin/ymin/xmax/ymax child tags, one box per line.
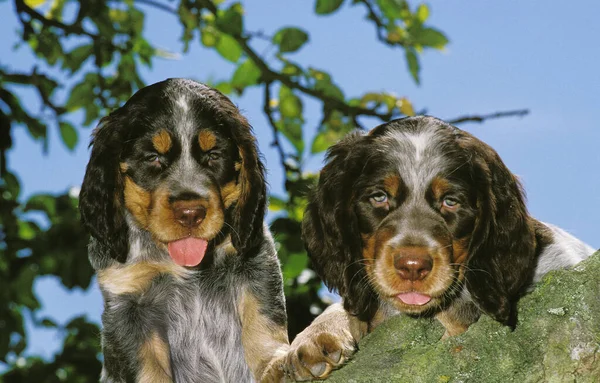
<box><xmin>283</xmin><ymin>116</ymin><xmax>595</xmax><ymax>380</ymax></box>
<box><xmin>79</xmin><ymin>78</ymin><xmax>289</xmax><ymax>382</ymax></box>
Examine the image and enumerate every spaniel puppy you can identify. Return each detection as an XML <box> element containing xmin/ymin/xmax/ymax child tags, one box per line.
<box><xmin>284</xmin><ymin>116</ymin><xmax>595</xmax><ymax>380</ymax></box>
<box><xmin>79</xmin><ymin>79</ymin><xmax>289</xmax><ymax>382</ymax></box>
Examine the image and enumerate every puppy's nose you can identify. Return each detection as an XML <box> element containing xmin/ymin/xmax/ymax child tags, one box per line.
<box><xmin>393</xmin><ymin>247</ymin><xmax>433</xmax><ymax>281</ymax></box>
<box><xmin>174</xmin><ymin>206</ymin><xmax>206</xmax><ymax>228</ymax></box>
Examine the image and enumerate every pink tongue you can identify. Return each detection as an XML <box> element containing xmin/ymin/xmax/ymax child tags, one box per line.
<box><xmin>167</xmin><ymin>238</ymin><xmax>208</xmax><ymax>267</ymax></box>
<box><xmin>397</xmin><ymin>292</ymin><xmax>432</xmax><ymax>306</ymax></box>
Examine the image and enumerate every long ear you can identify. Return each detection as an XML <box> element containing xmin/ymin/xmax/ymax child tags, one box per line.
<box><xmin>79</xmin><ymin>115</ymin><xmax>129</xmax><ymax>263</ymax></box>
<box><xmin>229</xmin><ymin>115</ymin><xmax>267</xmax><ymax>255</ymax></box>
<box><xmin>460</xmin><ymin>135</ymin><xmax>536</xmax><ymax>328</ymax></box>
<box><xmin>302</xmin><ymin>132</ymin><xmax>379</xmax><ymax>323</ymax></box>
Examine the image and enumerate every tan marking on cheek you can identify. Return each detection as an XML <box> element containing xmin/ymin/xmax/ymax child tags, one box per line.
<box><xmin>120</xmin><ymin>162</ymin><xmax>128</xmax><ymax>173</ymax></box>
<box><xmin>452</xmin><ymin>237</ymin><xmax>470</xmax><ymax>265</ymax></box>
<box><xmin>234</xmin><ymin>161</ymin><xmax>242</xmax><ymax>171</ymax></box>
<box><xmin>239</xmin><ymin>289</ymin><xmax>289</xmax><ymax>380</ymax></box>
<box><xmin>236</xmin><ymin>147</ymin><xmax>256</xmax><ymax>211</ymax></box>
<box><xmin>98</xmin><ymin>262</ymin><xmax>187</xmax><ymax>295</ymax></box>
<box><xmin>124</xmin><ymin>176</ymin><xmax>151</xmax><ymax>227</ymax></box>
<box><xmin>431</xmin><ymin>176</ymin><xmax>451</xmax><ymax>200</ymax></box>
<box><xmin>383</xmin><ymin>174</ymin><xmax>400</xmax><ymax>198</ymax></box>
<box><xmin>198</xmin><ymin>130</ymin><xmax>217</xmax><ymax>152</ymax></box>
<box><xmin>152</xmin><ymin>129</ymin><xmax>172</xmax><ymax>154</ymax></box>
<box><xmin>453</xmin><ymin>237</ymin><xmax>471</xmax><ymax>281</ymax></box>
<box><xmin>138</xmin><ymin>332</ymin><xmax>172</xmax><ymax>382</ymax></box>
<box><xmin>220</xmin><ymin>181</ymin><xmax>241</xmax><ymax>209</ymax></box>
<box><xmin>363</xmin><ymin>229</ymin><xmax>400</xmax><ymax>296</ymax></box>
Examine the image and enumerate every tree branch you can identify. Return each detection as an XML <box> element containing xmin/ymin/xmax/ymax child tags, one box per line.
<box><xmin>14</xmin><ymin>0</ymin><xmax>98</xmax><ymax>39</ymax></box>
<box><xmin>263</xmin><ymin>82</ymin><xmax>291</xmax><ymax>174</ymax></box>
<box><xmin>448</xmin><ymin>109</ymin><xmax>530</xmax><ymax>125</ymax></box>
<box><xmin>356</xmin><ymin>0</ymin><xmax>389</xmax><ymax>45</ymax></box>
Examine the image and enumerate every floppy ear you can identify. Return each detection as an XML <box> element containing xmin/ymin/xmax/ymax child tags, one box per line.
<box><xmin>302</xmin><ymin>132</ymin><xmax>379</xmax><ymax>323</ymax></box>
<box><xmin>79</xmin><ymin>115</ymin><xmax>129</xmax><ymax>264</ymax></box>
<box><xmin>460</xmin><ymin>135</ymin><xmax>536</xmax><ymax>328</ymax></box>
<box><xmin>228</xmin><ymin>115</ymin><xmax>267</xmax><ymax>255</ymax></box>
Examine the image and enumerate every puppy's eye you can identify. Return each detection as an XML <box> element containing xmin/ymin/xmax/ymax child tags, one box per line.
<box><xmin>442</xmin><ymin>197</ymin><xmax>459</xmax><ymax>210</ymax></box>
<box><xmin>208</xmin><ymin>152</ymin><xmax>220</xmax><ymax>161</ymax></box>
<box><xmin>145</xmin><ymin>154</ymin><xmax>160</xmax><ymax>165</ymax></box>
<box><xmin>370</xmin><ymin>192</ymin><xmax>388</xmax><ymax>207</ymax></box>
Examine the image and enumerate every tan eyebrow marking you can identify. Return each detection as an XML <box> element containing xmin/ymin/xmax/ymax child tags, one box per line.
<box><xmin>431</xmin><ymin>176</ymin><xmax>451</xmax><ymax>200</ymax></box>
<box><xmin>151</xmin><ymin>130</ymin><xmax>172</xmax><ymax>154</ymax></box>
<box><xmin>383</xmin><ymin>174</ymin><xmax>400</xmax><ymax>198</ymax></box>
<box><xmin>198</xmin><ymin>130</ymin><xmax>217</xmax><ymax>152</ymax></box>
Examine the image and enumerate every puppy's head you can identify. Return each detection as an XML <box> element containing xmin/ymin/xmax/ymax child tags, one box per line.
<box><xmin>303</xmin><ymin>116</ymin><xmax>536</xmax><ymax>326</ymax></box>
<box><xmin>80</xmin><ymin>78</ymin><xmax>266</xmax><ymax>266</ymax></box>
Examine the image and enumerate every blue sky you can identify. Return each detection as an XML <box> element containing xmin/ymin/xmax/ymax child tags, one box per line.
<box><xmin>2</xmin><ymin>0</ymin><xmax>599</xmax><ymax>361</ymax></box>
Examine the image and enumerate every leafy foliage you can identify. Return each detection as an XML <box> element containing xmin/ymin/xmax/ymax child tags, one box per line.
<box><xmin>0</xmin><ymin>0</ymin><xmax>521</xmax><ymax>380</ymax></box>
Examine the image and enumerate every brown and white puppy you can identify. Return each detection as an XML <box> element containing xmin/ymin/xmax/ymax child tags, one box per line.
<box><xmin>283</xmin><ymin>116</ymin><xmax>595</xmax><ymax>380</ymax></box>
<box><xmin>80</xmin><ymin>78</ymin><xmax>289</xmax><ymax>382</ymax></box>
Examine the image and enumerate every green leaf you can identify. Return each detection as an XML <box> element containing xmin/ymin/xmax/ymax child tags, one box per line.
<box><xmin>278</xmin><ymin>119</ymin><xmax>304</xmax><ymax>154</ymax></box>
<box><xmin>2</xmin><ymin>171</ymin><xmax>21</xmax><ymax>199</ymax></box>
<box><xmin>415</xmin><ymin>27</ymin><xmax>448</xmax><ymax>49</ymax></box>
<box><xmin>214</xmin><ymin>81</ymin><xmax>233</xmax><ymax>95</ymax></box>
<box><xmin>231</xmin><ymin>59</ymin><xmax>261</xmax><ymax>92</ymax></box>
<box><xmin>62</xmin><ymin>43</ymin><xmax>93</xmax><ymax>72</ymax></box>
<box><xmin>40</xmin><ymin>318</ymin><xmax>57</xmax><ymax>328</ymax></box>
<box><xmin>18</xmin><ymin>221</ymin><xmax>38</xmax><ymax>240</ymax></box>
<box><xmin>279</xmin><ymin>87</ymin><xmax>303</xmax><ymax>118</ymax></box>
<box><xmin>59</xmin><ymin>122</ymin><xmax>78</xmax><ymax>151</ymax></box>
<box><xmin>315</xmin><ymin>0</ymin><xmax>345</xmax><ymax>15</ymax></box>
<box><xmin>216</xmin><ymin>34</ymin><xmax>242</xmax><ymax>63</ymax></box>
<box><xmin>311</xmin><ymin>130</ymin><xmax>338</xmax><ymax>154</ymax></box>
<box><xmin>416</xmin><ymin>3</ymin><xmax>429</xmax><ymax>23</ymax></box>
<box><xmin>398</xmin><ymin>97</ymin><xmax>415</xmax><ymax>116</ymax></box>
<box><xmin>24</xmin><ymin>0</ymin><xmax>46</xmax><ymax>8</ymax></box>
<box><xmin>269</xmin><ymin>196</ymin><xmax>287</xmax><ymax>212</ymax></box>
<box><xmin>66</xmin><ymin>80</ymin><xmax>93</xmax><ymax>112</ymax></box>
<box><xmin>273</xmin><ymin>27</ymin><xmax>309</xmax><ymax>53</ymax></box>
<box><xmin>282</xmin><ymin>62</ymin><xmax>304</xmax><ymax>76</ymax></box>
<box><xmin>315</xmin><ymin>80</ymin><xmax>344</xmax><ymax>100</ymax></box>
<box><xmin>376</xmin><ymin>0</ymin><xmax>404</xmax><ymax>20</ymax></box>
<box><xmin>201</xmin><ymin>26</ymin><xmax>219</xmax><ymax>47</ymax></box>
<box><xmin>405</xmin><ymin>48</ymin><xmax>420</xmax><ymax>84</ymax></box>
<box><xmin>25</xmin><ymin>194</ymin><xmax>56</xmax><ymax>217</ymax></box>
<box><xmin>283</xmin><ymin>253</ymin><xmax>309</xmax><ymax>280</ymax></box>
<box><xmin>216</xmin><ymin>2</ymin><xmax>244</xmax><ymax>36</ymax></box>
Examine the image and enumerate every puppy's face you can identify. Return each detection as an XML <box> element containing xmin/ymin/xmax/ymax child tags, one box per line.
<box><xmin>80</xmin><ymin>79</ymin><xmax>265</xmax><ymax>266</ymax></box>
<box><xmin>354</xmin><ymin>129</ymin><xmax>478</xmax><ymax>315</ymax></box>
<box><xmin>120</xmin><ymin>111</ymin><xmax>240</xmax><ymax>265</ymax></box>
<box><xmin>304</xmin><ymin>116</ymin><xmax>533</xmax><ymax>324</ymax></box>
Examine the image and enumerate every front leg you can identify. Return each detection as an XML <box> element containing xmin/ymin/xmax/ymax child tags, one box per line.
<box><xmin>283</xmin><ymin>303</ymin><xmax>373</xmax><ymax>381</ymax></box>
<box><xmin>435</xmin><ymin>295</ymin><xmax>481</xmax><ymax>339</ymax></box>
<box><xmin>239</xmin><ymin>288</ymin><xmax>290</xmax><ymax>382</ymax></box>
<box><xmin>99</xmin><ymin>263</ymin><xmax>177</xmax><ymax>382</ymax></box>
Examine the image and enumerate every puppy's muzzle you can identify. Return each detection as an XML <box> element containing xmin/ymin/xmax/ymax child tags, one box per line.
<box><xmin>393</xmin><ymin>246</ymin><xmax>433</xmax><ymax>282</ymax></box>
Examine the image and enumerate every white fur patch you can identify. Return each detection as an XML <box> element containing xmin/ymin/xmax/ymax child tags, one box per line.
<box><xmin>407</xmin><ymin>131</ymin><xmax>435</xmax><ymax>163</ymax></box>
<box><xmin>176</xmin><ymin>95</ymin><xmax>189</xmax><ymax>112</ymax></box>
<box><xmin>534</xmin><ymin>223</ymin><xmax>595</xmax><ymax>282</ymax></box>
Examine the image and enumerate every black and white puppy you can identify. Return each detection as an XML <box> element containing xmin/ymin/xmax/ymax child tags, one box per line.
<box><xmin>80</xmin><ymin>78</ymin><xmax>289</xmax><ymax>382</ymax></box>
<box><xmin>282</xmin><ymin>116</ymin><xmax>595</xmax><ymax>380</ymax></box>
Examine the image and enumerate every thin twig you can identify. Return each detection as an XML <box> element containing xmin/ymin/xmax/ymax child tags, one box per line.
<box><xmin>448</xmin><ymin>109</ymin><xmax>530</xmax><ymax>125</ymax></box>
<box><xmin>14</xmin><ymin>0</ymin><xmax>98</xmax><ymax>38</ymax></box>
<box><xmin>263</xmin><ymin>82</ymin><xmax>290</xmax><ymax>173</ymax></box>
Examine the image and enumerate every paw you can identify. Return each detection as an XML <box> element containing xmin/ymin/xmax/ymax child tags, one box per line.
<box><xmin>283</xmin><ymin>330</ymin><xmax>356</xmax><ymax>381</ymax></box>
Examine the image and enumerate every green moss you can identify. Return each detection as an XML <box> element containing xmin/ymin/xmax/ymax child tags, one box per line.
<box><xmin>326</xmin><ymin>251</ymin><xmax>600</xmax><ymax>382</ymax></box>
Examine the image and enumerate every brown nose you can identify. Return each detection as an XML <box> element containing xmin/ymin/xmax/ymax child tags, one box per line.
<box><xmin>393</xmin><ymin>247</ymin><xmax>433</xmax><ymax>281</ymax></box>
<box><xmin>174</xmin><ymin>206</ymin><xmax>206</xmax><ymax>228</ymax></box>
